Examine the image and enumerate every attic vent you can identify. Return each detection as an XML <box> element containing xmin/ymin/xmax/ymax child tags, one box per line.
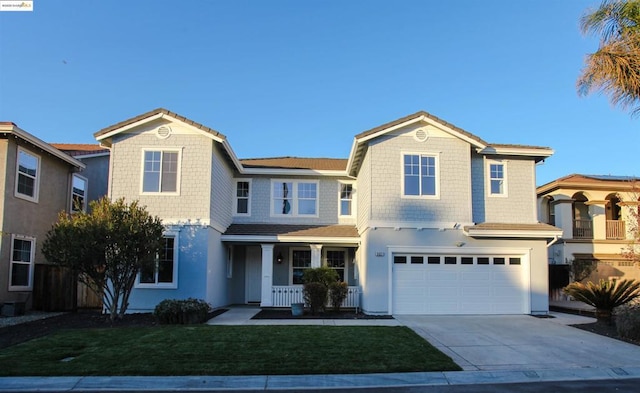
<box><xmin>414</xmin><ymin>128</ymin><xmax>428</xmax><ymax>142</ymax></box>
<box><xmin>156</xmin><ymin>126</ymin><xmax>172</xmax><ymax>139</ymax></box>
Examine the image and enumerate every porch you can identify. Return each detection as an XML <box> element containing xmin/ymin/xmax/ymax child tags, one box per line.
<box><xmin>271</xmin><ymin>285</ymin><xmax>360</xmax><ymax>308</ymax></box>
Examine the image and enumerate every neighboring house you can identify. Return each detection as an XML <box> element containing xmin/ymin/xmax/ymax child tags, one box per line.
<box><xmin>537</xmin><ymin>174</ymin><xmax>640</xmax><ymax>298</ymax></box>
<box><xmin>0</xmin><ymin>123</ymin><xmax>86</xmax><ymax>309</ymax></box>
<box><xmin>95</xmin><ymin>108</ymin><xmax>561</xmax><ymax>315</ymax></box>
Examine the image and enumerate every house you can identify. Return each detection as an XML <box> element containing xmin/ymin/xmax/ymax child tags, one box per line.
<box><xmin>537</xmin><ymin>174</ymin><xmax>639</xmax><ymax>299</ymax></box>
<box><xmin>0</xmin><ymin>123</ymin><xmax>86</xmax><ymax>312</ymax></box>
<box><xmin>51</xmin><ymin>144</ymin><xmax>110</xmax><ymax>207</ymax></box>
<box><xmin>95</xmin><ymin>108</ymin><xmax>561</xmax><ymax>315</ymax></box>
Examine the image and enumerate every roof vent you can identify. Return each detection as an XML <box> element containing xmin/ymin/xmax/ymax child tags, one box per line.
<box><xmin>156</xmin><ymin>126</ymin><xmax>172</xmax><ymax>139</ymax></box>
<box><xmin>414</xmin><ymin>128</ymin><xmax>428</xmax><ymax>142</ymax></box>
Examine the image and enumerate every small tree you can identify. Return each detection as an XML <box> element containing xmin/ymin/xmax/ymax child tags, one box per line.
<box><xmin>569</xmin><ymin>258</ymin><xmax>597</xmax><ymax>283</ymax></box>
<box><xmin>302</xmin><ymin>267</ymin><xmax>338</xmax><ymax>315</ymax></box>
<box><xmin>42</xmin><ymin>197</ymin><xmax>164</xmax><ymax>321</ymax></box>
<box><xmin>564</xmin><ymin>279</ymin><xmax>640</xmax><ymax>324</ymax></box>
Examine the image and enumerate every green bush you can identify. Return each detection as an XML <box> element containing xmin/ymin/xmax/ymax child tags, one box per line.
<box><xmin>564</xmin><ymin>279</ymin><xmax>640</xmax><ymax>324</ymax></box>
<box><xmin>153</xmin><ymin>298</ymin><xmax>211</xmax><ymax>324</ymax></box>
<box><xmin>616</xmin><ymin>302</ymin><xmax>640</xmax><ymax>341</ymax></box>
<box><xmin>302</xmin><ymin>267</ymin><xmax>338</xmax><ymax>287</ymax></box>
<box><xmin>329</xmin><ymin>281</ymin><xmax>349</xmax><ymax>312</ymax></box>
<box><xmin>303</xmin><ymin>282</ymin><xmax>328</xmax><ymax>315</ymax></box>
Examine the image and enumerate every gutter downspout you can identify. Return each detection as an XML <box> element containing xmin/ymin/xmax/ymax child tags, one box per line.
<box><xmin>546</xmin><ymin>235</ymin><xmax>560</xmax><ymax>248</ymax></box>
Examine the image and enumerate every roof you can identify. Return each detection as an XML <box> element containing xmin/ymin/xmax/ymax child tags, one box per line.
<box><xmin>240</xmin><ymin>157</ymin><xmax>347</xmax><ymax>171</ymax></box>
<box><xmin>463</xmin><ymin>222</ymin><xmax>562</xmax><ymax>239</ymax></box>
<box><xmin>0</xmin><ymin>123</ymin><xmax>85</xmax><ymax>169</ymax></box>
<box><xmin>222</xmin><ymin>224</ymin><xmax>359</xmax><ymax>242</ymax></box>
<box><xmin>347</xmin><ymin>111</ymin><xmax>553</xmax><ymax>176</ymax></box>
<box><xmin>51</xmin><ymin>143</ymin><xmax>110</xmax><ymax>157</ymax></box>
<box><xmin>537</xmin><ymin>173</ymin><xmax>640</xmax><ymax>195</ymax></box>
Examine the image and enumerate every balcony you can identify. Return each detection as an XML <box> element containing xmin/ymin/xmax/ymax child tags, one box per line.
<box><xmin>606</xmin><ymin>220</ymin><xmax>626</xmax><ymax>240</ymax></box>
<box><xmin>573</xmin><ymin>219</ymin><xmax>593</xmax><ymax>239</ymax></box>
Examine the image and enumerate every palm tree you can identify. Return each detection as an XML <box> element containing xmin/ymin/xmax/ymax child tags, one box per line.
<box><xmin>577</xmin><ymin>0</ymin><xmax>640</xmax><ymax>116</ymax></box>
<box><xmin>564</xmin><ymin>279</ymin><xmax>640</xmax><ymax>324</ymax></box>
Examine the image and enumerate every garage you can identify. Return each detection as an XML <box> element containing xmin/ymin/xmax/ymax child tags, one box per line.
<box><xmin>392</xmin><ymin>253</ymin><xmax>529</xmax><ymax>315</ymax></box>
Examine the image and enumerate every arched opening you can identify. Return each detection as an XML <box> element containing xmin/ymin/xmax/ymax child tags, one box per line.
<box><xmin>605</xmin><ymin>193</ymin><xmax>625</xmax><ymax>239</ymax></box>
<box><xmin>572</xmin><ymin>193</ymin><xmax>592</xmax><ymax>239</ymax></box>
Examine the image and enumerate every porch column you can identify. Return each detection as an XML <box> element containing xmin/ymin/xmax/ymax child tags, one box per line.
<box><xmin>310</xmin><ymin>244</ymin><xmax>323</xmax><ymax>268</ymax></box>
<box><xmin>260</xmin><ymin>244</ymin><xmax>274</xmax><ymax>307</ymax></box>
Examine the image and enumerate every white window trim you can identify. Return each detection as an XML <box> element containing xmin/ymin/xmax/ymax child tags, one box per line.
<box><xmin>270</xmin><ymin>179</ymin><xmax>320</xmax><ymax>218</ymax></box>
<box><xmin>323</xmin><ymin>247</ymin><xmax>349</xmax><ymax>282</ymax></box>
<box><xmin>140</xmin><ymin>148</ymin><xmax>182</xmax><ymax>196</ymax></box>
<box><xmin>9</xmin><ymin>234</ymin><xmax>35</xmax><ymax>291</ymax></box>
<box><xmin>233</xmin><ymin>179</ymin><xmax>252</xmax><ymax>216</ymax></box>
<box><xmin>400</xmin><ymin>151</ymin><xmax>440</xmax><ymax>199</ymax></box>
<box><xmin>14</xmin><ymin>147</ymin><xmax>41</xmax><ymax>203</ymax></box>
<box><xmin>289</xmin><ymin>247</ymin><xmax>312</xmax><ymax>285</ymax></box>
<box><xmin>70</xmin><ymin>173</ymin><xmax>89</xmax><ymax>213</ymax></box>
<box><xmin>338</xmin><ymin>181</ymin><xmax>356</xmax><ymax>218</ymax></box>
<box><xmin>226</xmin><ymin>246</ymin><xmax>233</xmax><ymax>278</ymax></box>
<box><xmin>486</xmin><ymin>159</ymin><xmax>508</xmax><ymax>198</ymax></box>
<box><xmin>135</xmin><ymin>231</ymin><xmax>179</xmax><ymax>289</ymax></box>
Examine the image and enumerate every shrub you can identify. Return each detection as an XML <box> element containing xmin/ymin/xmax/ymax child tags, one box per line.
<box><xmin>564</xmin><ymin>279</ymin><xmax>640</xmax><ymax>324</ymax></box>
<box><xmin>303</xmin><ymin>282</ymin><xmax>328</xmax><ymax>315</ymax></box>
<box><xmin>302</xmin><ymin>267</ymin><xmax>338</xmax><ymax>287</ymax></box>
<box><xmin>329</xmin><ymin>281</ymin><xmax>349</xmax><ymax>312</ymax></box>
<box><xmin>154</xmin><ymin>298</ymin><xmax>211</xmax><ymax>324</ymax></box>
<box><xmin>616</xmin><ymin>302</ymin><xmax>640</xmax><ymax>341</ymax></box>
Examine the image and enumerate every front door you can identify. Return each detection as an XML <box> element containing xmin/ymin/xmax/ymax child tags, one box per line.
<box><xmin>245</xmin><ymin>246</ymin><xmax>262</xmax><ymax>303</ymax></box>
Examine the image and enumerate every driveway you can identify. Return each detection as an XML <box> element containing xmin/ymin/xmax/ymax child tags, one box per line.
<box><xmin>394</xmin><ymin>313</ymin><xmax>640</xmax><ymax>371</ymax></box>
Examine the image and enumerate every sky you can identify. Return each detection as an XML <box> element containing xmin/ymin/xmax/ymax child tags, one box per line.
<box><xmin>0</xmin><ymin>0</ymin><xmax>638</xmax><ymax>186</ymax></box>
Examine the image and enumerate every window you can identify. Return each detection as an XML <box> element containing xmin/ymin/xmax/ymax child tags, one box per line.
<box><xmin>477</xmin><ymin>257</ymin><xmax>490</xmax><ymax>265</ymax></box>
<box><xmin>394</xmin><ymin>256</ymin><xmax>407</xmax><ymax>264</ymax></box>
<box><xmin>292</xmin><ymin>249</ymin><xmax>311</xmax><ymax>284</ymax></box>
<box><xmin>428</xmin><ymin>256</ymin><xmax>441</xmax><ymax>264</ymax></box>
<box><xmin>461</xmin><ymin>257</ymin><xmax>474</xmax><ymax>265</ymax></box>
<box><xmin>444</xmin><ymin>256</ymin><xmax>457</xmax><ymax>265</ymax></box>
<box><xmin>9</xmin><ymin>235</ymin><xmax>35</xmax><ymax>290</ymax></box>
<box><xmin>138</xmin><ymin>234</ymin><xmax>178</xmax><ymax>288</ymax></box>
<box><xmin>326</xmin><ymin>250</ymin><xmax>346</xmax><ymax>281</ymax></box>
<box><xmin>15</xmin><ymin>148</ymin><xmax>40</xmax><ymax>202</ymax></box>
<box><xmin>142</xmin><ymin>150</ymin><xmax>179</xmax><ymax>193</ymax></box>
<box><xmin>493</xmin><ymin>257</ymin><xmax>506</xmax><ymax>265</ymax></box>
<box><xmin>488</xmin><ymin>161</ymin><xmax>507</xmax><ymax>196</ymax></box>
<box><xmin>411</xmin><ymin>256</ymin><xmax>424</xmax><ymax>264</ymax></box>
<box><xmin>272</xmin><ymin>180</ymin><xmax>318</xmax><ymax>216</ymax></box>
<box><xmin>234</xmin><ymin>180</ymin><xmax>251</xmax><ymax>215</ymax></box>
<box><xmin>339</xmin><ymin>183</ymin><xmax>354</xmax><ymax>216</ymax></box>
<box><xmin>403</xmin><ymin>154</ymin><xmax>437</xmax><ymax>197</ymax></box>
<box><xmin>71</xmin><ymin>174</ymin><xmax>88</xmax><ymax>213</ymax></box>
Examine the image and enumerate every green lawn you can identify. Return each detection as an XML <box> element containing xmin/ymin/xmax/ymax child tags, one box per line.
<box><xmin>0</xmin><ymin>325</ymin><xmax>460</xmax><ymax>376</ymax></box>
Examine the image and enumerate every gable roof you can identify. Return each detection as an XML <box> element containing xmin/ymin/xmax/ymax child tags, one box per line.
<box><xmin>93</xmin><ymin>108</ymin><xmax>242</xmax><ymax>171</ymax></box>
<box><xmin>537</xmin><ymin>173</ymin><xmax>640</xmax><ymax>195</ymax></box>
<box><xmin>347</xmin><ymin>111</ymin><xmax>553</xmax><ymax>176</ymax></box>
<box><xmin>240</xmin><ymin>157</ymin><xmax>347</xmax><ymax>171</ymax></box>
<box><xmin>51</xmin><ymin>143</ymin><xmax>110</xmax><ymax>157</ymax></box>
<box><xmin>0</xmin><ymin>123</ymin><xmax>85</xmax><ymax>169</ymax></box>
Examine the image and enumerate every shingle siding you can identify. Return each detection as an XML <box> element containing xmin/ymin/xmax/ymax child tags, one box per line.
<box><xmin>210</xmin><ymin>145</ymin><xmax>233</xmax><ymax>228</ymax></box>
<box><xmin>356</xmin><ymin>151</ymin><xmax>372</xmax><ymax>230</ymax></box>
<box><xmin>484</xmin><ymin>159</ymin><xmax>537</xmax><ymax>223</ymax></box>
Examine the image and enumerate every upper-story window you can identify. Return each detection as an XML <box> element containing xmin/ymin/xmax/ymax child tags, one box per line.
<box><xmin>9</xmin><ymin>234</ymin><xmax>35</xmax><ymax>291</ymax></box>
<box><xmin>15</xmin><ymin>148</ymin><xmax>40</xmax><ymax>202</ymax></box>
<box><xmin>142</xmin><ymin>150</ymin><xmax>180</xmax><ymax>194</ymax></box>
<box><xmin>487</xmin><ymin>160</ymin><xmax>507</xmax><ymax>197</ymax></box>
<box><xmin>234</xmin><ymin>180</ymin><xmax>251</xmax><ymax>216</ymax></box>
<box><xmin>271</xmin><ymin>180</ymin><xmax>318</xmax><ymax>217</ymax></box>
<box><xmin>137</xmin><ymin>233</ymin><xmax>178</xmax><ymax>288</ymax></box>
<box><xmin>402</xmin><ymin>153</ymin><xmax>438</xmax><ymax>198</ymax></box>
<box><xmin>71</xmin><ymin>174</ymin><xmax>88</xmax><ymax>213</ymax></box>
<box><xmin>339</xmin><ymin>183</ymin><xmax>354</xmax><ymax>217</ymax></box>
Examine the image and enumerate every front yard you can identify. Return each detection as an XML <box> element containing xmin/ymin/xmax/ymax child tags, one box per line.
<box><xmin>0</xmin><ymin>325</ymin><xmax>461</xmax><ymax>376</ymax></box>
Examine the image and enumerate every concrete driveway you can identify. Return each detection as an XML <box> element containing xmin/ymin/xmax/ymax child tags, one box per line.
<box><xmin>395</xmin><ymin>313</ymin><xmax>640</xmax><ymax>371</ymax></box>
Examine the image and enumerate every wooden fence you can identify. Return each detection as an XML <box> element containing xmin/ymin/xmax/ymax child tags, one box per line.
<box><xmin>32</xmin><ymin>265</ymin><xmax>102</xmax><ymax>311</ymax></box>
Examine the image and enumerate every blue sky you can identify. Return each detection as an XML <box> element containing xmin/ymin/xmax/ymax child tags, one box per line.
<box><xmin>0</xmin><ymin>0</ymin><xmax>637</xmax><ymax>186</ymax></box>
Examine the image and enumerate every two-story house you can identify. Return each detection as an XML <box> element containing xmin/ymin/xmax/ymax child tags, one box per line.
<box><xmin>95</xmin><ymin>108</ymin><xmax>561</xmax><ymax>315</ymax></box>
<box><xmin>0</xmin><ymin>123</ymin><xmax>86</xmax><ymax>311</ymax></box>
<box><xmin>537</xmin><ymin>174</ymin><xmax>639</xmax><ymax>299</ymax></box>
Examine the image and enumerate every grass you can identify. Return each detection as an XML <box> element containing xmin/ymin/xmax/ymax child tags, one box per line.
<box><xmin>0</xmin><ymin>325</ymin><xmax>460</xmax><ymax>376</ymax></box>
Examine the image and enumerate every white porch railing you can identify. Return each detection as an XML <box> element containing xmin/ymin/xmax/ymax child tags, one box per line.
<box><xmin>271</xmin><ymin>285</ymin><xmax>360</xmax><ymax>308</ymax></box>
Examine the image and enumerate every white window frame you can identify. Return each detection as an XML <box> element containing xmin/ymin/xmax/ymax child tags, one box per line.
<box><xmin>135</xmin><ymin>231</ymin><xmax>179</xmax><ymax>289</ymax></box>
<box><xmin>486</xmin><ymin>159</ymin><xmax>508</xmax><ymax>197</ymax></box>
<box><xmin>70</xmin><ymin>174</ymin><xmax>88</xmax><ymax>213</ymax></box>
<box><xmin>140</xmin><ymin>149</ymin><xmax>182</xmax><ymax>195</ymax></box>
<box><xmin>323</xmin><ymin>248</ymin><xmax>349</xmax><ymax>282</ymax></box>
<box><xmin>14</xmin><ymin>147</ymin><xmax>40</xmax><ymax>203</ymax></box>
<box><xmin>233</xmin><ymin>179</ymin><xmax>252</xmax><ymax>216</ymax></box>
<box><xmin>270</xmin><ymin>180</ymin><xmax>319</xmax><ymax>217</ymax></box>
<box><xmin>401</xmin><ymin>152</ymin><xmax>440</xmax><ymax>199</ymax></box>
<box><xmin>9</xmin><ymin>234</ymin><xmax>35</xmax><ymax>291</ymax></box>
<box><xmin>290</xmin><ymin>247</ymin><xmax>312</xmax><ymax>285</ymax></box>
<box><xmin>338</xmin><ymin>181</ymin><xmax>355</xmax><ymax>217</ymax></box>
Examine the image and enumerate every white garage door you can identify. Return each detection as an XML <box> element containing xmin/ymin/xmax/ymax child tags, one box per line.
<box><xmin>392</xmin><ymin>254</ymin><xmax>528</xmax><ymax>315</ymax></box>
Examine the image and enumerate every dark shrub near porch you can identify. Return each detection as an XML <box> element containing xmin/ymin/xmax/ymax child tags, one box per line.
<box><xmin>154</xmin><ymin>298</ymin><xmax>211</xmax><ymax>324</ymax></box>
